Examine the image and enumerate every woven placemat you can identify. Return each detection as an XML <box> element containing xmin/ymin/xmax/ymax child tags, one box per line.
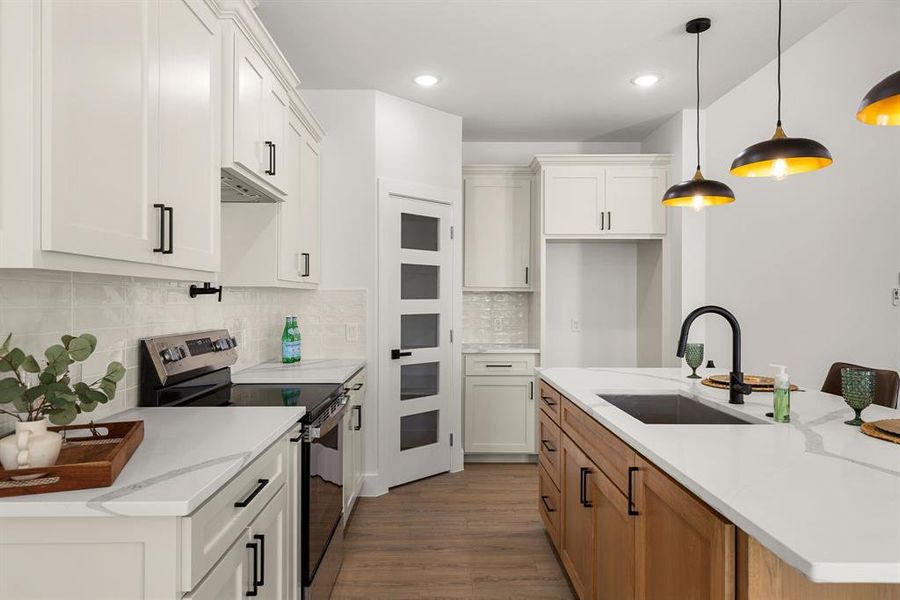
<box><xmin>701</xmin><ymin>375</ymin><xmax>799</xmax><ymax>392</ymax></box>
<box><xmin>861</xmin><ymin>421</ymin><xmax>900</xmax><ymax>444</ymax></box>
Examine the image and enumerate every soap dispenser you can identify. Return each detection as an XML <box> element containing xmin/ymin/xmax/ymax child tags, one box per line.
<box><xmin>770</xmin><ymin>364</ymin><xmax>791</xmax><ymax>423</ymax></box>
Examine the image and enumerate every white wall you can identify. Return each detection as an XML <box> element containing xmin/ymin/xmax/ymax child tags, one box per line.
<box><xmin>305</xmin><ymin>90</ymin><xmax>463</xmax><ymax>493</ymax></box>
<box><xmin>462</xmin><ymin>141</ymin><xmax>640</xmax><ymax>165</ymax></box>
<box><xmin>703</xmin><ymin>3</ymin><xmax>900</xmax><ymax>387</ymax></box>
<box><xmin>544</xmin><ymin>241</ymin><xmax>638</xmax><ymax>368</ymax></box>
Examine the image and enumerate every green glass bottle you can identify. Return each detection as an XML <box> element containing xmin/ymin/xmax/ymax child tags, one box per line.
<box><xmin>281</xmin><ymin>316</ymin><xmax>294</xmax><ymax>364</ymax></box>
<box><xmin>291</xmin><ymin>316</ymin><xmax>302</xmax><ymax>362</ymax></box>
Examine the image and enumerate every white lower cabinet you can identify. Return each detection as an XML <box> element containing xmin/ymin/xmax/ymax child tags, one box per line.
<box><xmin>463</xmin><ymin>353</ymin><xmax>537</xmax><ymax>455</ymax></box>
<box><xmin>343</xmin><ymin>369</ymin><xmax>366</xmax><ymax>521</ymax></box>
<box><xmin>0</xmin><ymin>433</ymin><xmax>298</xmax><ymax>600</ymax></box>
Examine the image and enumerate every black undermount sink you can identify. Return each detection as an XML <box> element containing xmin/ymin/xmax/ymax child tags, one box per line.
<box><xmin>600</xmin><ymin>394</ymin><xmax>759</xmax><ymax>425</ymax></box>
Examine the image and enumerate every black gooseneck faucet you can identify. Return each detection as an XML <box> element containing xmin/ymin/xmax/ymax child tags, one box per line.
<box><xmin>676</xmin><ymin>305</ymin><xmax>752</xmax><ymax>404</ymax></box>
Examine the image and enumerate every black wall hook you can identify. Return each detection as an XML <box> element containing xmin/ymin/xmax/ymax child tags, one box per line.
<box><xmin>189</xmin><ymin>282</ymin><xmax>222</xmax><ymax>302</ymax></box>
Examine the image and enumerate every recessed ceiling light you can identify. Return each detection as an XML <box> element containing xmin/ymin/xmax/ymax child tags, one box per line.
<box><xmin>631</xmin><ymin>74</ymin><xmax>661</xmax><ymax>87</ymax></box>
<box><xmin>414</xmin><ymin>74</ymin><xmax>440</xmax><ymax>88</ymax></box>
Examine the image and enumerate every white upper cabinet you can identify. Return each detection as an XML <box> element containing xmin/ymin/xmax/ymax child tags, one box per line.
<box><xmin>223</xmin><ymin>25</ymin><xmax>289</xmax><ymax>199</ymax></box>
<box><xmin>40</xmin><ymin>0</ymin><xmax>157</xmax><ymax>264</ymax></box>
<box><xmin>298</xmin><ymin>132</ymin><xmax>321</xmax><ymax>284</ymax></box>
<box><xmin>157</xmin><ymin>0</ymin><xmax>221</xmax><ymax>272</ymax></box>
<box><xmin>463</xmin><ymin>169</ymin><xmax>532</xmax><ymax>290</ymax></box>
<box><xmin>537</xmin><ymin>156</ymin><xmax>669</xmax><ymax>237</ymax></box>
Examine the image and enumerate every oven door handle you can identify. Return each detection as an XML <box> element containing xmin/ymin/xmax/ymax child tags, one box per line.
<box><xmin>307</xmin><ymin>397</ymin><xmax>350</xmax><ymax>440</ymax></box>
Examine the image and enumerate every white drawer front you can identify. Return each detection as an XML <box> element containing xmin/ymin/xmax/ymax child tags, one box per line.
<box><xmin>465</xmin><ymin>353</ymin><xmax>536</xmax><ymax>376</ymax></box>
<box><xmin>181</xmin><ymin>438</ymin><xmax>288</xmax><ymax>592</ymax></box>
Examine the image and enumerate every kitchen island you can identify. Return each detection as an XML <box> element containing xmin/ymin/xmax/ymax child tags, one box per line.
<box><xmin>536</xmin><ymin>367</ymin><xmax>900</xmax><ymax>598</ymax></box>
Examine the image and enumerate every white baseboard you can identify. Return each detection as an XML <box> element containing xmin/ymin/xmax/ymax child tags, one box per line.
<box><xmin>464</xmin><ymin>453</ymin><xmax>538</xmax><ymax>464</ymax></box>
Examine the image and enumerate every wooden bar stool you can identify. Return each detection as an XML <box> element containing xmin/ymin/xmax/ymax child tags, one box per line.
<box><xmin>821</xmin><ymin>362</ymin><xmax>900</xmax><ymax>409</ymax></box>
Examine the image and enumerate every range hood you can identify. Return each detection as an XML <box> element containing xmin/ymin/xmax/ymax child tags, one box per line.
<box><xmin>220</xmin><ymin>172</ymin><xmax>283</xmax><ymax>203</ymax></box>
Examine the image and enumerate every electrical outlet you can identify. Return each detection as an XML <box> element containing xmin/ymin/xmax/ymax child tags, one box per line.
<box><xmin>571</xmin><ymin>318</ymin><xmax>581</xmax><ymax>333</ymax></box>
<box><xmin>492</xmin><ymin>317</ymin><xmax>503</xmax><ymax>331</ymax></box>
<box><xmin>345</xmin><ymin>323</ymin><xmax>359</xmax><ymax>342</ymax></box>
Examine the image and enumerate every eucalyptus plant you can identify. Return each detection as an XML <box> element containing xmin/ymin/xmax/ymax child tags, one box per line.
<box><xmin>0</xmin><ymin>333</ymin><xmax>125</xmax><ymax>425</ymax></box>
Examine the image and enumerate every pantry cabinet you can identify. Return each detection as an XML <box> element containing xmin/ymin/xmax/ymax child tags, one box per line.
<box><xmin>539</xmin><ymin>379</ymin><xmax>734</xmax><ymax>600</ymax></box>
<box><xmin>463</xmin><ymin>168</ymin><xmax>532</xmax><ymax>290</ymax></box>
<box><xmin>535</xmin><ymin>156</ymin><xmax>668</xmax><ymax>237</ymax></box>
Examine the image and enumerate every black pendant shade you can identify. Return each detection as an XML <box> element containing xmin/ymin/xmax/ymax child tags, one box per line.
<box><xmin>662</xmin><ymin>169</ymin><xmax>735</xmax><ymax>208</ymax></box>
<box><xmin>730</xmin><ymin>0</ymin><xmax>832</xmax><ymax>178</ymax></box>
<box><xmin>857</xmin><ymin>70</ymin><xmax>900</xmax><ymax>126</ymax></box>
<box><xmin>730</xmin><ymin>125</ymin><xmax>833</xmax><ymax>178</ymax></box>
<box><xmin>661</xmin><ymin>17</ymin><xmax>735</xmax><ymax>208</ymax></box>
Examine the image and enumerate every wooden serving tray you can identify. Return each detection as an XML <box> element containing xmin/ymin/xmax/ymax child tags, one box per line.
<box><xmin>702</xmin><ymin>374</ymin><xmax>799</xmax><ymax>392</ymax></box>
<box><xmin>0</xmin><ymin>420</ymin><xmax>144</xmax><ymax>497</ymax></box>
<box><xmin>861</xmin><ymin>421</ymin><xmax>900</xmax><ymax>444</ymax></box>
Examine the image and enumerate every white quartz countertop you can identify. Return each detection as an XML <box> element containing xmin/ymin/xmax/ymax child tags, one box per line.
<box><xmin>0</xmin><ymin>406</ymin><xmax>305</xmax><ymax>518</ymax></box>
<box><xmin>537</xmin><ymin>367</ymin><xmax>900</xmax><ymax>584</ymax></box>
<box><xmin>233</xmin><ymin>358</ymin><xmax>365</xmax><ymax>385</ymax></box>
<box><xmin>462</xmin><ymin>343</ymin><xmax>540</xmax><ymax>354</ymax></box>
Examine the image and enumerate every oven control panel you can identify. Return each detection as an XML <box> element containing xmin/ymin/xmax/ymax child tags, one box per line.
<box><xmin>141</xmin><ymin>329</ymin><xmax>239</xmax><ymax>386</ymax></box>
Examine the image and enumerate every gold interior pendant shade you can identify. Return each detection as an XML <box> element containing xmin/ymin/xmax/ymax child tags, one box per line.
<box><xmin>857</xmin><ymin>70</ymin><xmax>900</xmax><ymax>126</ymax></box>
<box><xmin>730</xmin><ymin>0</ymin><xmax>832</xmax><ymax>178</ymax></box>
<box><xmin>661</xmin><ymin>17</ymin><xmax>735</xmax><ymax>208</ymax></box>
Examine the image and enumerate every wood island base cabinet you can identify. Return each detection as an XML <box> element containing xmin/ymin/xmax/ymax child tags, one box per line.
<box><xmin>537</xmin><ymin>379</ymin><xmax>900</xmax><ymax>600</ymax></box>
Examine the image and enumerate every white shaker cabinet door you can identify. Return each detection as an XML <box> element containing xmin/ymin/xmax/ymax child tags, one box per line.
<box><xmin>604</xmin><ymin>166</ymin><xmax>667</xmax><ymax>235</ymax></box>
<box><xmin>232</xmin><ymin>31</ymin><xmax>269</xmax><ymax>180</ymax></box>
<box><xmin>298</xmin><ymin>133</ymin><xmax>321</xmax><ymax>285</ymax></box>
<box><xmin>183</xmin><ymin>530</ymin><xmax>251</xmax><ymax>600</ymax></box>
<box><xmin>263</xmin><ymin>80</ymin><xmax>289</xmax><ymax>195</ymax></box>
<box><xmin>157</xmin><ymin>0</ymin><xmax>220</xmax><ymax>272</ymax></box>
<box><xmin>40</xmin><ymin>0</ymin><xmax>157</xmax><ymax>264</ymax></box>
<box><xmin>278</xmin><ymin>116</ymin><xmax>304</xmax><ymax>283</ymax></box>
<box><xmin>464</xmin><ymin>176</ymin><xmax>531</xmax><ymax>289</ymax></box>
<box><xmin>464</xmin><ymin>375</ymin><xmax>535</xmax><ymax>454</ymax></box>
<box><xmin>543</xmin><ymin>166</ymin><xmax>606</xmax><ymax>235</ymax></box>
<box><xmin>250</xmin><ymin>487</ymin><xmax>288</xmax><ymax>600</ymax></box>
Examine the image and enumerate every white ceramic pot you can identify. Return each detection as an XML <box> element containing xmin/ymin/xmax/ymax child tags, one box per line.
<box><xmin>0</xmin><ymin>418</ymin><xmax>63</xmax><ymax>480</ymax></box>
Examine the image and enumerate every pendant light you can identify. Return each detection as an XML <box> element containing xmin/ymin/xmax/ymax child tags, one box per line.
<box><xmin>662</xmin><ymin>18</ymin><xmax>735</xmax><ymax>208</ymax></box>
<box><xmin>857</xmin><ymin>70</ymin><xmax>900</xmax><ymax>126</ymax></box>
<box><xmin>730</xmin><ymin>0</ymin><xmax>832</xmax><ymax>178</ymax></box>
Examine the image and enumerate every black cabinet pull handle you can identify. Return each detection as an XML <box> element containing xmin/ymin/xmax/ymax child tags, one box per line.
<box><xmin>530</xmin><ymin>381</ymin><xmax>534</xmax><ymax>400</ymax></box>
<box><xmin>153</xmin><ymin>204</ymin><xmax>165</xmax><ymax>252</ymax></box>
<box><xmin>253</xmin><ymin>534</ymin><xmax>265</xmax><ymax>587</ymax></box>
<box><xmin>352</xmin><ymin>383</ymin><xmax>364</xmax><ymax>391</ymax></box>
<box><xmin>301</xmin><ymin>252</ymin><xmax>310</xmax><ymax>277</ymax></box>
<box><xmin>485</xmin><ymin>364</ymin><xmax>513</xmax><ymax>368</ymax></box>
<box><xmin>163</xmin><ymin>205</ymin><xmax>174</xmax><ymax>254</ymax></box>
<box><xmin>391</xmin><ymin>349</ymin><xmax>411</xmax><ymax>360</ymax></box>
<box><xmin>234</xmin><ymin>478</ymin><xmax>269</xmax><ymax>508</ymax></box>
<box><xmin>580</xmin><ymin>467</ymin><xmax>593</xmax><ymax>508</ymax></box>
<box><xmin>525</xmin><ymin>266</ymin><xmax>529</xmax><ymax>285</ymax></box>
<box><xmin>246</xmin><ymin>540</ymin><xmax>260</xmax><ymax>597</ymax></box>
<box><xmin>628</xmin><ymin>466</ymin><xmax>639</xmax><ymax>516</ymax></box>
<box><xmin>541</xmin><ymin>439</ymin><xmax>556</xmax><ymax>452</ymax></box>
<box><xmin>540</xmin><ymin>495</ymin><xmax>556</xmax><ymax>513</ymax></box>
<box><xmin>607</xmin><ymin>210</ymin><xmax>612</xmax><ymax>231</ymax></box>
<box><xmin>271</xmin><ymin>143</ymin><xmax>276</xmax><ymax>176</ymax></box>
<box><xmin>353</xmin><ymin>404</ymin><xmax>362</xmax><ymax>431</ymax></box>
<box><xmin>600</xmin><ymin>211</ymin><xmax>605</xmax><ymax>231</ymax></box>
<box><xmin>578</xmin><ymin>466</ymin><xmax>586</xmax><ymax>506</ymax></box>
<box><xmin>290</xmin><ymin>428</ymin><xmax>303</xmax><ymax>443</ymax></box>
<box><xmin>541</xmin><ymin>396</ymin><xmax>556</xmax><ymax>407</ymax></box>
<box><xmin>264</xmin><ymin>141</ymin><xmax>274</xmax><ymax>175</ymax></box>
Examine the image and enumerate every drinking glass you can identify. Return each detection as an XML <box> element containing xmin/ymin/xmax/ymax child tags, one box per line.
<box><xmin>841</xmin><ymin>368</ymin><xmax>875</xmax><ymax>426</ymax></box>
<box><xmin>685</xmin><ymin>343</ymin><xmax>704</xmax><ymax>379</ymax></box>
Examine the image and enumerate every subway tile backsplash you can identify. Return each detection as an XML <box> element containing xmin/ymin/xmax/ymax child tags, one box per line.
<box><xmin>462</xmin><ymin>292</ymin><xmax>530</xmax><ymax>344</ymax></box>
<box><xmin>0</xmin><ymin>270</ymin><xmax>365</xmax><ymax>434</ymax></box>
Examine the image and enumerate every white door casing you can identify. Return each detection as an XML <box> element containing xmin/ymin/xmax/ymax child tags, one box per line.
<box><xmin>378</xmin><ymin>179</ymin><xmax>455</xmax><ymax>488</ymax></box>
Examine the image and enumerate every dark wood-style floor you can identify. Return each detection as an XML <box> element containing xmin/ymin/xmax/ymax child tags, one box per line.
<box><xmin>332</xmin><ymin>463</ymin><xmax>575</xmax><ymax>599</ymax></box>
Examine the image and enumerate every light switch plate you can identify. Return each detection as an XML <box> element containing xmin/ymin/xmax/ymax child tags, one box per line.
<box><xmin>571</xmin><ymin>318</ymin><xmax>581</xmax><ymax>333</ymax></box>
<box><xmin>892</xmin><ymin>288</ymin><xmax>899</xmax><ymax>307</ymax></box>
<box><xmin>345</xmin><ymin>323</ymin><xmax>359</xmax><ymax>342</ymax></box>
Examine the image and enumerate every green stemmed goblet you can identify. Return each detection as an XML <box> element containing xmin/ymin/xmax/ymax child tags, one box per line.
<box><xmin>841</xmin><ymin>368</ymin><xmax>875</xmax><ymax>426</ymax></box>
<box><xmin>685</xmin><ymin>343</ymin><xmax>704</xmax><ymax>379</ymax></box>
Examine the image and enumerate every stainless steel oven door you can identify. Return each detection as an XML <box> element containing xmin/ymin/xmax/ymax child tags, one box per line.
<box><xmin>303</xmin><ymin>395</ymin><xmax>348</xmax><ymax>597</ymax></box>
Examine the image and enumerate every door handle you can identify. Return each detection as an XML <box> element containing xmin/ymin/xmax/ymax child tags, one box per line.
<box><xmin>264</xmin><ymin>141</ymin><xmax>274</xmax><ymax>175</ymax></box>
<box><xmin>541</xmin><ymin>439</ymin><xmax>556</xmax><ymax>452</ymax></box>
<box><xmin>246</xmin><ymin>539</ymin><xmax>260</xmax><ymax>597</ymax></box>
<box><xmin>353</xmin><ymin>404</ymin><xmax>362</xmax><ymax>431</ymax></box>
<box><xmin>153</xmin><ymin>204</ymin><xmax>165</xmax><ymax>252</ymax></box>
<box><xmin>580</xmin><ymin>467</ymin><xmax>593</xmax><ymax>508</ymax></box>
<box><xmin>234</xmin><ymin>478</ymin><xmax>269</xmax><ymax>508</ymax></box>
<box><xmin>391</xmin><ymin>349</ymin><xmax>411</xmax><ymax>360</ymax></box>
<box><xmin>301</xmin><ymin>252</ymin><xmax>311</xmax><ymax>277</ymax></box>
<box><xmin>163</xmin><ymin>205</ymin><xmax>174</xmax><ymax>254</ymax></box>
<box><xmin>540</xmin><ymin>495</ymin><xmax>556</xmax><ymax>513</ymax></box>
<box><xmin>628</xmin><ymin>466</ymin><xmax>639</xmax><ymax>516</ymax></box>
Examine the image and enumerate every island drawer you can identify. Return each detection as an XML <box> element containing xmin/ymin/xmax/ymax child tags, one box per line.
<box><xmin>465</xmin><ymin>353</ymin><xmax>536</xmax><ymax>376</ymax></box>
<box><xmin>562</xmin><ymin>397</ymin><xmax>635</xmax><ymax>496</ymax></box>
<box><xmin>538</xmin><ymin>462</ymin><xmax>561</xmax><ymax>550</ymax></box>
<box><xmin>538</xmin><ymin>410</ymin><xmax>561</xmax><ymax>489</ymax></box>
<box><xmin>538</xmin><ymin>379</ymin><xmax>562</xmax><ymax>424</ymax></box>
<box><xmin>181</xmin><ymin>437</ymin><xmax>288</xmax><ymax>592</ymax></box>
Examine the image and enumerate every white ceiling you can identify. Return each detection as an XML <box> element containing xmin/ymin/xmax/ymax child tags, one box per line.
<box><xmin>256</xmin><ymin>0</ymin><xmax>850</xmax><ymax>142</ymax></box>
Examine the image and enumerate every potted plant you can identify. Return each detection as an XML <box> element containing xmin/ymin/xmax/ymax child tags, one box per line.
<box><xmin>0</xmin><ymin>333</ymin><xmax>125</xmax><ymax>477</ymax></box>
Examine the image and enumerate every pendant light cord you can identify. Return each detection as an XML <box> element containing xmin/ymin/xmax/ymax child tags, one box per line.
<box><xmin>695</xmin><ymin>27</ymin><xmax>701</xmax><ymax>171</ymax></box>
<box><xmin>776</xmin><ymin>0</ymin><xmax>782</xmax><ymax>126</ymax></box>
